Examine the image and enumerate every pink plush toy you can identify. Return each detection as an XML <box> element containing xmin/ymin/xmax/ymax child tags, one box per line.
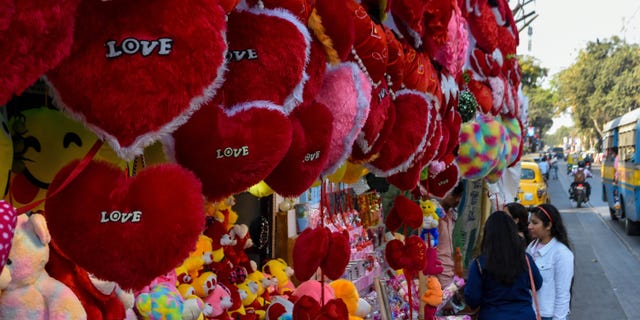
<box><xmin>203</xmin><ymin>281</ymin><xmax>233</xmax><ymax>319</ymax></box>
<box><xmin>0</xmin><ymin>214</ymin><xmax>86</xmax><ymax>319</ymax></box>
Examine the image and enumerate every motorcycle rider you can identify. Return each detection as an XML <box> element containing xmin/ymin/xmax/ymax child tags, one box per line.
<box><xmin>569</xmin><ymin>161</ymin><xmax>592</xmax><ymax>201</ymax></box>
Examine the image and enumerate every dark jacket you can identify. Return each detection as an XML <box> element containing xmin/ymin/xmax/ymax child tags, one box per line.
<box><xmin>464</xmin><ymin>253</ymin><xmax>543</xmax><ymax>320</ymax></box>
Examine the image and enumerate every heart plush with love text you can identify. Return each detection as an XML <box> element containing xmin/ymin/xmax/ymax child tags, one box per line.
<box><xmin>0</xmin><ymin>0</ymin><xmax>80</xmax><ymax>106</ymax></box>
<box><xmin>425</xmin><ymin>154</ymin><xmax>459</xmax><ymax>198</ymax></box>
<box><xmin>46</xmin><ymin>0</ymin><xmax>227</xmax><ymax>160</ymax></box>
<box><xmin>45</xmin><ymin>161</ymin><xmax>205</xmax><ymax>291</ymax></box>
<box><xmin>172</xmin><ymin>101</ymin><xmax>292</xmax><ymax>202</ymax></box>
<box><xmin>221</xmin><ymin>7</ymin><xmax>310</xmax><ymax>112</ymax></box>
<box><xmin>264</xmin><ymin>101</ymin><xmax>333</xmax><ymax>197</ymax></box>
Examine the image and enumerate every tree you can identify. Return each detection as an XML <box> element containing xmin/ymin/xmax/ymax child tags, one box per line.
<box><xmin>556</xmin><ymin>37</ymin><xmax>640</xmax><ymax>142</ymax></box>
<box><xmin>519</xmin><ymin>55</ymin><xmax>548</xmax><ymax>88</ymax></box>
<box><xmin>519</xmin><ymin>55</ymin><xmax>556</xmax><ymax>136</ymax></box>
<box><xmin>545</xmin><ymin>126</ymin><xmax>574</xmax><ymax>147</ymax></box>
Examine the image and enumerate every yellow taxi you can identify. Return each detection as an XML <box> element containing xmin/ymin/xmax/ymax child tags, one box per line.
<box><xmin>517</xmin><ymin>161</ymin><xmax>550</xmax><ymax>206</ymax></box>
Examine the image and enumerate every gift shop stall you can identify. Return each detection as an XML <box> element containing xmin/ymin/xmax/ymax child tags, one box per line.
<box><xmin>0</xmin><ymin>0</ymin><xmax>526</xmax><ymax>319</ymax></box>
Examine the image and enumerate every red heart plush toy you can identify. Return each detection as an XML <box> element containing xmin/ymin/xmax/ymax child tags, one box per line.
<box><xmin>0</xmin><ymin>0</ymin><xmax>14</xmax><ymax>32</ymax></box>
<box><xmin>426</xmin><ymin>154</ymin><xmax>459</xmax><ymax>198</ymax></box>
<box><xmin>45</xmin><ymin>161</ymin><xmax>205</xmax><ymax>290</ymax></box>
<box><xmin>46</xmin><ymin>0</ymin><xmax>227</xmax><ymax>160</ymax></box>
<box><xmin>0</xmin><ymin>0</ymin><xmax>80</xmax><ymax>106</ymax></box>
<box><xmin>172</xmin><ymin>101</ymin><xmax>293</xmax><ymax>202</ymax></box>
<box><xmin>293</xmin><ymin>227</ymin><xmax>329</xmax><ymax>282</ymax></box>
<box><xmin>367</xmin><ymin>89</ymin><xmax>434</xmax><ymax>176</ymax></box>
<box><xmin>221</xmin><ymin>7</ymin><xmax>311</xmax><ymax>113</ymax></box>
<box><xmin>264</xmin><ymin>101</ymin><xmax>333</xmax><ymax>197</ymax></box>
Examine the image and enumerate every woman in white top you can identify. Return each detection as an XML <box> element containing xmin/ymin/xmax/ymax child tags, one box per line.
<box><xmin>526</xmin><ymin>204</ymin><xmax>574</xmax><ymax>320</ymax></box>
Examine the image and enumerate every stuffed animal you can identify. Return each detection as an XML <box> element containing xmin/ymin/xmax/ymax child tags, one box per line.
<box><xmin>224</xmin><ymin>224</ymin><xmax>254</xmax><ymax>272</ymax></box>
<box><xmin>206</xmin><ymin>196</ymin><xmax>238</xmax><ymax>231</ymax></box>
<box><xmin>262</xmin><ymin>259</ymin><xmax>295</xmax><ymax>295</ymax></box>
<box><xmin>421</xmin><ymin>275</ymin><xmax>443</xmax><ymax>307</ymax></box>
<box><xmin>0</xmin><ymin>266</ymin><xmax>10</xmax><ymax>294</ymax></box>
<box><xmin>236</xmin><ymin>278</ymin><xmax>266</xmax><ymax>319</ymax></box>
<box><xmin>177</xmin><ymin>283</ymin><xmax>205</xmax><ymax>320</ymax></box>
<box><xmin>419</xmin><ymin>199</ymin><xmax>444</xmax><ymax>246</ymax></box>
<box><xmin>247</xmin><ymin>266</ymin><xmax>277</xmax><ymax>307</ymax></box>
<box><xmin>0</xmin><ymin>214</ymin><xmax>86</xmax><ymax>319</ymax></box>
<box><xmin>264</xmin><ymin>296</ymin><xmax>293</xmax><ymax>320</ymax></box>
<box><xmin>135</xmin><ymin>283</ymin><xmax>184</xmax><ymax>320</ymax></box>
<box><xmin>193</xmin><ymin>271</ymin><xmax>218</xmax><ymax>299</ymax></box>
<box><xmin>202</xmin><ymin>282</ymin><xmax>233</xmax><ymax>319</ymax></box>
<box><xmin>176</xmin><ymin>234</ymin><xmax>215</xmax><ymax>283</ymax></box>
<box><xmin>329</xmin><ymin>279</ymin><xmax>371</xmax><ymax>320</ymax></box>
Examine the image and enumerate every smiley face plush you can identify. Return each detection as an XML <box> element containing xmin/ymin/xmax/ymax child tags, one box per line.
<box><xmin>0</xmin><ymin>109</ymin><xmax>12</xmax><ymax>197</ymax></box>
<box><xmin>6</xmin><ymin>107</ymin><xmax>125</xmax><ymax>212</ymax></box>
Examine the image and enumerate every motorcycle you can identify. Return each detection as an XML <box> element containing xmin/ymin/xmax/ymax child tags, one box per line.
<box><xmin>572</xmin><ymin>183</ymin><xmax>587</xmax><ymax>208</ymax></box>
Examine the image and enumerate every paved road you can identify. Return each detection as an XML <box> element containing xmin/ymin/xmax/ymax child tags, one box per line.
<box><xmin>549</xmin><ymin>161</ymin><xmax>640</xmax><ymax>320</ymax></box>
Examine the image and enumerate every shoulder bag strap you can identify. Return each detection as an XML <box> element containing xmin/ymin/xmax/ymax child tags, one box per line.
<box><xmin>526</xmin><ymin>256</ymin><xmax>542</xmax><ymax>320</ymax></box>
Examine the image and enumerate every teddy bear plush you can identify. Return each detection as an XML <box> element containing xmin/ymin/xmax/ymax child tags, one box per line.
<box><xmin>0</xmin><ymin>214</ymin><xmax>86</xmax><ymax>319</ymax></box>
<box><xmin>419</xmin><ymin>199</ymin><xmax>444</xmax><ymax>246</ymax></box>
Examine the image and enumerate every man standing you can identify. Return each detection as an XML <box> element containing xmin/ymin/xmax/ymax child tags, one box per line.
<box><xmin>538</xmin><ymin>156</ymin><xmax>550</xmax><ymax>181</ymax></box>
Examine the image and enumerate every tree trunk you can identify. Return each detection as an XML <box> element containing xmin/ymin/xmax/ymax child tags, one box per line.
<box><xmin>591</xmin><ymin>116</ymin><xmax>602</xmax><ymax>137</ymax></box>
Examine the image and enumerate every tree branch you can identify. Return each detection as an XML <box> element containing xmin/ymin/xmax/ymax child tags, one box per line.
<box><xmin>590</xmin><ymin>115</ymin><xmax>603</xmax><ymax>137</ymax></box>
<box><xmin>517</xmin><ymin>14</ymin><xmax>539</xmax><ymax>33</ymax></box>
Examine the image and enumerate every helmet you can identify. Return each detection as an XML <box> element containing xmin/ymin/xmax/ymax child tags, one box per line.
<box><xmin>578</xmin><ymin>161</ymin><xmax>585</xmax><ymax>168</ymax></box>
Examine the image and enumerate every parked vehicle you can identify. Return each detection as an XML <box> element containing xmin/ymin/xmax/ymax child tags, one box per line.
<box><xmin>517</xmin><ymin>161</ymin><xmax>549</xmax><ymax>207</ymax></box>
<box><xmin>551</xmin><ymin>147</ymin><xmax>564</xmax><ymax>160</ymax></box>
<box><xmin>602</xmin><ymin>108</ymin><xmax>640</xmax><ymax>235</ymax></box>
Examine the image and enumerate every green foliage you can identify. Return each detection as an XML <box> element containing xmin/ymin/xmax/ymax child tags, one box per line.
<box><xmin>519</xmin><ymin>55</ymin><xmax>556</xmax><ymax>137</ymax></box>
<box><xmin>545</xmin><ymin>126</ymin><xmax>574</xmax><ymax>147</ymax></box>
<box><xmin>519</xmin><ymin>55</ymin><xmax>549</xmax><ymax>88</ymax></box>
<box><xmin>555</xmin><ymin>37</ymin><xmax>640</xmax><ymax>141</ymax></box>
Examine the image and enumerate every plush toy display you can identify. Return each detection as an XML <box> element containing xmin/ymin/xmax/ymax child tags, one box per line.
<box><xmin>0</xmin><ymin>214</ymin><xmax>86</xmax><ymax>319</ymax></box>
<box><xmin>0</xmin><ymin>0</ymin><xmax>527</xmax><ymax>316</ymax></box>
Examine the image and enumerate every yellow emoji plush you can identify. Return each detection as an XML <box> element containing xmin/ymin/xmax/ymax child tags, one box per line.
<box><xmin>6</xmin><ymin>107</ymin><xmax>125</xmax><ymax>211</ymax></box>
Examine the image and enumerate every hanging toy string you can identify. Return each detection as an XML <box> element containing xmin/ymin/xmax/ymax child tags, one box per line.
<box><xmin>319</xmin><ymin>177</ymin><xmax>326</xmax><ymax>307</ymax></box>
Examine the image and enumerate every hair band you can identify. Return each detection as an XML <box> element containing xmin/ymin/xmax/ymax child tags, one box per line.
<box><xmin>537</xmin><ymin>206</ymin><xmax>553</xmax><ymax>223</ymax></box>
